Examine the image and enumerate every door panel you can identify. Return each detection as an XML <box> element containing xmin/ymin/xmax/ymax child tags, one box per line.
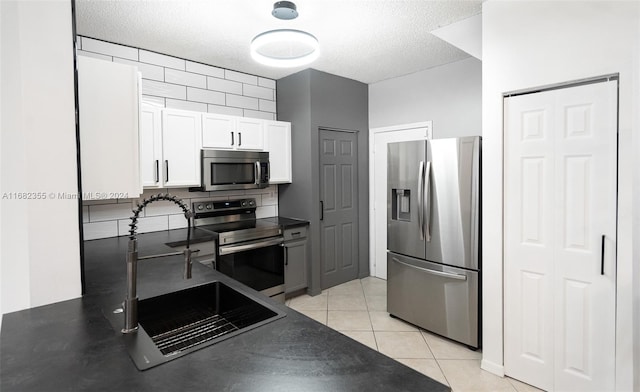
<box><xmin>320</xmin><ymin>129</ymin><xmax>359</xmax><ymax>289</ymax></box>
<box><xmin>504</xmin><ymin>80</ymin><xmax>617</xmax><ymax>392</ymax></box>
<box><xmin>387</xmin><ymin>252</ymin><xmax>479</xmax><ymax>348</ymax></box>
<box><xmin>387</xmin><ymin>141</ymin><xmax>426</xmax><ymax>260</ymax></box>
<box><xmin>426</xmin><ymin>137</ymin><xmax>480</xmax><ymax>270</ymax></box>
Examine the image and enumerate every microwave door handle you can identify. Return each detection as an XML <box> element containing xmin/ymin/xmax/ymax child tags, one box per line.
<box><xmin>255</xmin><ymin>161</ymin><xmax>261</xmax><ymax>185</ymax></box>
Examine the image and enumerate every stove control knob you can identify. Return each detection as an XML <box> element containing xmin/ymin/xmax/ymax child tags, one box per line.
<box><xmin>206</xmin><ymin>203</ymin><xmax>213</xmax><ymax>210</ymax></box>
<box><xmin>197</xmin><ymin>204</ymin><xmax>204</xmax><ymax>211</ymax></box>
<box><xmin>249</xmin><ymin>200</ymin><xmax>255</xmax><ymax>206</ymax></box>
<box><xmin>241</xmin><ymin>201</ymin><xmax>247</xmax><ymax>207</ymax></box>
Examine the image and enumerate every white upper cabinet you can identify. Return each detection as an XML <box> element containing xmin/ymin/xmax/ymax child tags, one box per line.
<box><xmin>140</xmin><ymin>105</ymin><xmax>163</xmax><ymax>188</ymax></box>
<box><xmin>78</xmin><ymin>56</ymin><xmax>142</xmax><ymax>199</ymax></box>
<box><xmin>202</xmin><ymin>113</ymin><xmax>264</xmax><ymax>151</ymax></box>
<box><xmin>160</xmin><ymin>109</ymin><xmax>203</xmax><ymax>187</ymax></box>
<box><xmin>264</xmin><ymin>120</ymin><xmax>292</xmax><ymax>184</ymax></box>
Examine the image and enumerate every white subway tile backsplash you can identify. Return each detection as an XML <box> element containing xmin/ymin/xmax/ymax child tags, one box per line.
<box><xmin>166</xmin><ymin>99</ymin><xmax>207</xmax><ymax>112</ymax></box>
<box><xmin>142</xmin><ymin>95</ymin><xmax>166</xmax><ymax>108</ymax></box>
<box><xmin>89</xmin><ymin>203</ymin><xmax>134</xmax><ymax>222</ymax></box>
<box><xmin>258</xmin><ymin>77</ymin><xmax>276</xmax><ymax>89</ymax></box>
<box><xmin>139</xmin><ymin>50</ymin><xmax>185</xmax><ymax>70</ymax></box>
<box><xmin>243</xmin><ymin>110</ymin><xmax>275</xmax><ymax>120</ymax></box>
<box><xmin>259</xmin><ymin>99</ymin><xmax>277</xmax><ymax>113</ymax></box>
<box><xmin>243</xmin><ymin>84</ymin><xmax>273</xmax><ymax>100</ymax></box>
<box><xmin>226</xmin><ymin>94</ymin><xmax>259</xmax><ymax>110</ymax></box>
<box><xmin>143</xmin><ymin>200</ymin><xmax>187</xmax><ymax>217</ymax></box>
<box><xmin>208</xmin><ymin>104</ymin><xmax>243</xmax><ymax>117</ymax></box>
<box><xmin>77</xmin><ymin>50</ymin><xmax>113</xmax><ymax>62</ymax></box>
<box><xmin>142</xmin><ymin>79</ymin><xmax>187</xmax><ymax>99</ymax></box>
<box><xmin>118</xmin><ymin>215</ymin><xmax>169</xmax><ymax>236</ymax></box>
<box><xmin>77</xmin><ymin>37</ymin><xmax>82</xmax><ymax>50</ymax></box>
<box><xmin>225</xmin><ymin>70</ymin><xmax>257</xmax><ymax>85</ymax></box>
<box><xmin>169</xmin><ymin>214</ymin><xmax>189</xmax><ymax>230</ymax></box>
<box><xmin>82</xmin><ymin>206</ymin><xmax>89</xmax><ymax>223</ymax></box>
<box><xmin>256</xmin><ymin>205</ymin><xmax>277</xmax><ymax>219</ymax></box>
<box><xmin>113</xmin><ymin>57</ymin><xmax>164</xmax><ymax>81</ymax></box>
<box><xmin>261</xmin><ymin>190</ymin><xmax>278</xmax><ymax>206</ymax></box>
<box><xmin>81</xmin><ymin>37</ymin><xmax>138</xmax><ymax>60</ymax></box>
<box><xmin>187</xmin><ymin>87</ymin><xmax>225</xmax><ymax>105</ymax></box>
<box><xmin>207</xmin><ymin>77</ymin><xmax>242</xmax><ymax>95</ymax></box>
<box><xmin>165</xmin><ymin>68</ymin><xmax>207</xmax><ymax>88</ymax></box>
<box><xmin>84</xmin><ymin>221</ymin><xmax>119</xmax><ymax>240</ymax></box>
<box><xmin>186</xmin><ymin>61</ymin><xmax>224</xmax><ymax>78</ymax></box>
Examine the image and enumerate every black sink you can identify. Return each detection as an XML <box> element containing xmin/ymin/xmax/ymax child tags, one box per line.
<box><xmin>106</xmin><ymin>281</ymin><xmax>286</xmax><ymax>370</ymax></box>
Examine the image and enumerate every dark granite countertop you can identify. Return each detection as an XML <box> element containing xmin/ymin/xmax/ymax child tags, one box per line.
<box><xmin>1</xmin><ymin>228</ymin><xmax>448</xmax><ymax>391</ymax></box>
<box><xmin>262</xmin><ymin>216</ymin><xmax>310</xmax><ymax>229</ymax></box>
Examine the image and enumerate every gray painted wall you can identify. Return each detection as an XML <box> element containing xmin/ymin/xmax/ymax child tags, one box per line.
<box><xmin>369</xmin><ymin>57</ymin><xmax>482</xmax><ymax>138</ymax></box>
<box><xmin>278</xmin><ymin>69</ymin><xmax>369</xmax><ymax>295</ymax></box>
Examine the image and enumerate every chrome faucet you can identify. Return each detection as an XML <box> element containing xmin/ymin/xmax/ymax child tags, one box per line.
<box><xmin>122</xmin><ymin>193</ymin><xmax>198</xmax><ymax>334</ymax></box>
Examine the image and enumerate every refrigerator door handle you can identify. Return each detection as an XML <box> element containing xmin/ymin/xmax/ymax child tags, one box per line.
<box><xmin>418</xmin><ymin>161</ymin><xmax>425</xmax><ymax>240</ymax></box>
<box><xmin>393</xmin><ymin>258</ymin><xmax>467</xmax><ymax>281</ymax></box>
<box><xmin>424</xmin><ymin>161</ymin><xmax>432</xmax><ymax>242</ymax></box>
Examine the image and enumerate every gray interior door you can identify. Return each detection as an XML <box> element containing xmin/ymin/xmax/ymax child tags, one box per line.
<box><xmin>319</xmin><ymin>129</ymin><xmax>359</xmax><ymax>289</ymax></box>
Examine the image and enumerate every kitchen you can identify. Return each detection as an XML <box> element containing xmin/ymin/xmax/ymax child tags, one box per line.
<box><xmin>1</xmin><ymin>1</ymin><xmax>639</xmax><ymax>391</ymax></box>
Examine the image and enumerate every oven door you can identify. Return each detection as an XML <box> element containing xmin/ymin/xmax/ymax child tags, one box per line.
<box><xmin>217</xmin><ymin>236</ymin><xmax>285</xmax><ymax>301</ymax></box>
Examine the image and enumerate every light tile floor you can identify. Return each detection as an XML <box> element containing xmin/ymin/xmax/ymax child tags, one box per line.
<box><xmin>286</xmin><ymin>276</ymin><xmax>543</xmax><ymax>392</ymax></box>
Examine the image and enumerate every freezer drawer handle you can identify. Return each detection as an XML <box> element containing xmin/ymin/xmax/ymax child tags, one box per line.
<box><xmin>393</xmin><ymin>258</ymin><xmax>467</xmax><ymax>281</ymax></box>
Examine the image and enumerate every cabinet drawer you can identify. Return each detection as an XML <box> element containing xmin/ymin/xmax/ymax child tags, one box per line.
<box><xmin>283</xmin><ymin>226</ymin><xmax>307</xmax><ymax>241</ymax></box>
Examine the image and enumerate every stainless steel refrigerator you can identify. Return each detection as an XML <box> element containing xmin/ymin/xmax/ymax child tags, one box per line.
<box><xmin>387</xmin><ymin>136</ymin><xmax>480</xmax><ymax>349</ymax></box>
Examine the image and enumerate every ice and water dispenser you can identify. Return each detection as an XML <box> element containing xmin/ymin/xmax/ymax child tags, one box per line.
<box><xmin>391</xmin><ymin>189</ymin><xmax>411</xmax><ymax>222</ymax></box>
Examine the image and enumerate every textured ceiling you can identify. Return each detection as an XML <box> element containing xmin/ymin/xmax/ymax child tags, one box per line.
<box><xmin>75</xmin><ymin>0</ymin><xmax>482</xmax><ymax>84</ymax></box>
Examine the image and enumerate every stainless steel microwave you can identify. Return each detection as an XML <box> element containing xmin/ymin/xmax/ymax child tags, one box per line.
<box><xmin>200</xmin><ymin>150</ymin><xmax>270</xmax><ymax>191</ymax></box>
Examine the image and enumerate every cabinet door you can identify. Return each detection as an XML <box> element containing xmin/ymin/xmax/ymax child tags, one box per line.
<box><xmin>78</xmin><ymin>56</ymin><xmax>142</xmax><ymax>199</ymax></box>
<box><xmin>161</xmin><ymin>109</ymin><xmax>202</xmax><ymax>187</ymax></box>
<box><xmin>264</xmin><ymin>120</ymin><xmax>292</xmax><ymax>183</ymax></box>
<box><xmin>202</xmin><ymin>113</ymin><xmax>235</xmax><ymax>149</ymax></box>
<box><xmin>235</xmin><ymin>118</ymin><xmax>264</xmax><ymax>150</ymax></box>
<box><xmin>285</xmin><ymin>238</ymin><xmax>308</xmax><ymax>293</ymax></box>
<box><xmin>140</xmin><ymin>105</ymin><xmax>163</xmax><ymax>188</ymax></box>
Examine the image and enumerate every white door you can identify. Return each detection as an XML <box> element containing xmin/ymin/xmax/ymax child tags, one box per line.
<box><xmin>161</xmin><ymin>109</ymin><xmax>202</xmax><ymax>188</ymax></box>
<box><xmin>370</xmin><ymin>122</ymin><xmax>431</xmax><ymax>279</ymax></box>
<box><xmin>504</xmin><ymin>80</ymin><xmax>617</xmax><ymax>391</ymax></box>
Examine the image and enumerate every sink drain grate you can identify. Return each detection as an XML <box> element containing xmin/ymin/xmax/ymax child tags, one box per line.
<box><xmin>144</xmin><ymin>304</ymin><xmax>273</xmax><ymax>356</ymax></box>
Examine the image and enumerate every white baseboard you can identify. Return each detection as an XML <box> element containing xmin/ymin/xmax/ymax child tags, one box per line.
<box><xmin>481</xmin><ymin>359</ymin><xmax>505</xmax><ymax>377</ymax></box>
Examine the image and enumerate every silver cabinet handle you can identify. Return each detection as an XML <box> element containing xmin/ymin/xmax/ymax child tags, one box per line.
<box><xmin>219</xmin><ymin>237</ymin><xmax>283</xmax><ymax>256</ymax></box>
<box><xmin>238</xmin><ymin>132</ymin><xmax>242</xmax><ymax>146</ymax></box>
<box><xmin>155</xmin><ymin>160</ymin><xmax>159</xmax><ymax>183</ymax></box>
<box><xmin>164</xmin><ymin>160</ymin><xmax>169</xmax><ymax>183</ymax></box>
<box><xmin>393</xmin><ymin>258</ymin><xmax>467</xmax><ymax>281</ymax></box>
<box><xmin>424</xmin><ymin>161</ymin><xmax>432</xmax><ymax>242</ymax></box>
<box><xmin>282</xmin><ymin>243</ymin><xmax>288</xmax><ymax>266</ymax></box>
<box><xmin>231</xmin><ymin>131</ymin><xmax>234</xmax><ymax>146</ymax></box>
<box><xmin>418</xmin><ymin>161</ymin><xmax>425</xmax><ymax>240</ymax></box>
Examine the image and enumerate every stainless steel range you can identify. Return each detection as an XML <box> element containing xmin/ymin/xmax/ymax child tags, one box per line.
<box><xmin>192</xmin><ymin>198</ymin><xmax>285</xmax><ymax>302</ymax></box>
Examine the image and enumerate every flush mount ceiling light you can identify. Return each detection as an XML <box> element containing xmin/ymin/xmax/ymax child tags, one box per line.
<box><xmin>250</xmin><ymin>29</ymin><xmax>319</xmax><ymax>68</ymax></box>
<box><xmin>272</xmin><ymin>1</ymin><xmax>298</xmax><ymax>20</ymax></box>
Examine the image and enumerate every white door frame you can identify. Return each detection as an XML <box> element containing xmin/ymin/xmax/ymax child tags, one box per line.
<box><xmin>368</xmin><ymin>121</ymin><xmax>432</xmax><ymax>278</ymax></box>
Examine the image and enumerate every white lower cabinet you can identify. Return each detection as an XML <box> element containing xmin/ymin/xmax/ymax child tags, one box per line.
<box><xmin>264</xmin><ymin>120</ymin><xmax>292</xmax><ymax>184</ymax></box>
<box><xmin>140</xmin><ymin>107</ymin><xmax>202</xmax><ymax>188</ymax></box>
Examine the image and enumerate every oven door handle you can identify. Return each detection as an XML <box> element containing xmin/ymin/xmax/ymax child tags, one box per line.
<box><xmin>218</xmin><ymin>237</ymin><xmax>284</xmax><ymax>256</ymax></box>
